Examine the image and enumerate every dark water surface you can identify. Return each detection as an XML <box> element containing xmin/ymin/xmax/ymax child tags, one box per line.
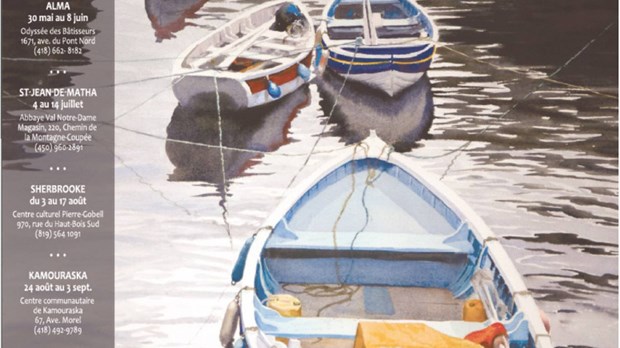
<box><xmin>112</xmin><ymin>0</ymin><xmax>618</xmax><ymax>346</ymax></box>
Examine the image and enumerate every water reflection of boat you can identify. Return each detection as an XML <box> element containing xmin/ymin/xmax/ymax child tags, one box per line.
<box><xmin>316</xmin><ymin>69</ymin><xmax>434</xmax><ymax>152</ymax></box>
<box><xmin>166</xmin><ymin>86</ymin><xmax>311</xmax><ymax>184</ymax></box>
<box><xmin>172</xmin><ymin>0</ymin><xmax>315</xmax><ymax>110</ymax></box>
<box><xmin>145</xmin><ymin>0</ymin><xmax>209</xmax><ymax>42</ymax></box>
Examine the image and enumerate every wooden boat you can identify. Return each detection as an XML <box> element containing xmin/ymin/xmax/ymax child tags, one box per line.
<box><xmin>317</xmin><ymin>0</ymin><xmax>438</xmax><ymax>97</ymax></box>
<box><xmin>220</xmin><ymin>134</ymin><xmax>552</xmax><ymax>348</ymax></box>
<box><xmin>173</xmin><ymin>0</ymin><xmax>315</xmax><ymax>110</ymax></box>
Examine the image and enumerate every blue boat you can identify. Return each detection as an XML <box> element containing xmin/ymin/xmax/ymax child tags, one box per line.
<box><xmin>317</xmin><ymin>0</ymin><xmax>438</xmax><ymax>96</ymax></box>
<box><xmin>220</xmin><ymin>134</ymin><xmax>552</xmax><ymax>348</ymax></box>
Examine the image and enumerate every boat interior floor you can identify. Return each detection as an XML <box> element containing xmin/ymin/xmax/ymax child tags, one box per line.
<box><xmin>278</xmin><ymin>284</ymin><xmax>463</xmax><ymax>348</ymax></box>
<box><xmin>280</xmin><ymin>283</ymin><xmax>463</xmax><ymax>321</ymax></box>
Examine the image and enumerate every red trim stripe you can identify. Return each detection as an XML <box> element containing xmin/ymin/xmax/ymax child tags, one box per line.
<box><xmin>246</xmin><ymin>53</ymin><xmax>312</xmax><ymax>94</ymax></box>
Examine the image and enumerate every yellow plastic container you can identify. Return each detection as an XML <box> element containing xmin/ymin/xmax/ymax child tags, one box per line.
<box><xmin>353</xmin><ymin>322</ymin><xmax>482</xmax><ymax>348</ymax></box>
<box><xmin>463</xmin><ymin>299</ymin><xmax>487</xmax><ymax>322</ymax></box>
<box><xmin>267</xmin><ymin>294</ymin><xmax>302</xmax><ymax>344</ymax></box>
<box><xmin>267</xmin><ymin>294</ymin><xmax>302</xmax><ymax>317</ymax></box>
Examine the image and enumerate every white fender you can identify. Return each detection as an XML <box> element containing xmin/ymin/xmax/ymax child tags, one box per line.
<box><xmin>219</xmin><ymin>299</ymin><xmax>240</xmax><ymax>347</ymax></box>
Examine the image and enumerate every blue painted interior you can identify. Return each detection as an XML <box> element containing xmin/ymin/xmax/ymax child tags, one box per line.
<box><xmin>265</xmin><ymin>256</ymin><xmax>467</xmax><ymax>287</ymax></box>
<box><xmin>280</xmin><ymin>159</ymin><xmax>461</xmax><ymax>233</ymax></box>
<box><xmin>262</xmin><ymin>159</ymin><xmax>476</xmax><ymax>287</ymax></box>
<box><xmin>326</xmin><ymin>0</ymin><xmax>434</xmax><ymax>39</ymax></box>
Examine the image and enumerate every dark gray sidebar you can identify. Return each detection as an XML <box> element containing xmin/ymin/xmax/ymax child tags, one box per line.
<box><xmin>2</xmin><ymin>0</ymin><xmax>114</xmax><ymax>346</ymax></box>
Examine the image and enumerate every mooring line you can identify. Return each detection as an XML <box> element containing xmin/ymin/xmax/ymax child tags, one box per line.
<box><xmin>114</xmin><ymin>79</ymin><xmax>179</xmax><ymax>121</ymax></box>
<box><xmin>111</xmin><ymin>123</ymin><xmax>355</xmax><ymax>157</ymax></box>
<box><xmin>213</xmin><ymin>73</ymin><xmax>233</xmax><ymax>249</ymax></box>
<box><xmin>436</xmin><ymin>21</ymin><xmax>616</xmax><ymax>180</ymax></box>
<box><xmin>284</xmin><ymin>38</ymin><xmax>362</xmax><ymax>191</ymax></box>
<box><xmin>276</xmin><ymin>61</ymin><xmax>368</xmax><ymax>318</ymax></box>
<box><xmin>436</xmin><ymin>21</ymin><xmax>617</xmax><ymax>100</ymax></box>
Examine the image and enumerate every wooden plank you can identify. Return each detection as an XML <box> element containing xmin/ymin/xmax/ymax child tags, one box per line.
<box><xmin>255</xmin><ymin>40</ymin><xmax>297</xmax><ymax>52</ymax></box>
<box><xmin>216</xmin><ymin>21</ymin><xmax>275</xmax><ymax>69</ymax></box>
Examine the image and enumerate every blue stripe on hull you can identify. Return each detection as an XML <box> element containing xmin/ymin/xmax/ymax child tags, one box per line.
<box><xmin>340</xmin><ymin>44</ymin><xmax>433</xmax><ymax>56</ymax></box>
<box><xmin>330</xmin><ymin>47</ymin><xmax>434</xmax><ymax>63</ymax></box>
<box><xmin>327</xmin><ymin>45</ymin><xmax>434</xmax><ymax>75</ymax></box>
<box><xmin>327</xmin><ymin>57</ymin><xmax>432</xmax><ymax>75</ymax></box>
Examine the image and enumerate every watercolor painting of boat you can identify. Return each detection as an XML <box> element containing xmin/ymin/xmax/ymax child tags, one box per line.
<box><xmin>317</xmin><ymin>0</ymin><xmax>438</xmax><ymax>96</ymax></box>
<box><xmin>220</xmin><ymin>134</ymin><xmax>552</xmax><ymax>348</ymax></box>
<box><xmin>172</xmin><ymin>0</ymin><xmax>315</xmax><ymax>110</ymax></box>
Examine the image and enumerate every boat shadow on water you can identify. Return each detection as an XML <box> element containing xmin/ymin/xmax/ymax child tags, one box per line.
<box><xmin>165</xmin><ymin>85</ymin><xmax>311</xmax><ymax>184</ymax></box>
<box><xmin>316</xmin><ymin>70</ymin><xmax>434</xmax><ymax>153</ymax></box>
<box><xmin>144</xmin><ymin>0</ymin><xmax>209</xmax><ymax>42</ymax></box>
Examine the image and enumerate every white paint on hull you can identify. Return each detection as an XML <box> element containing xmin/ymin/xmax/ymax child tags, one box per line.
<box><xmin>347</xmin><ymin>70</ymin><xmax>425</xmax><ymax>97</ymax></box>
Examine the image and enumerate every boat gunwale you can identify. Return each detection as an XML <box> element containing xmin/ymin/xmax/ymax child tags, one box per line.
<box><xmin>172</xmin><ymin>0</ymin><xmax>315</xmax><ymax>82</ymax></box>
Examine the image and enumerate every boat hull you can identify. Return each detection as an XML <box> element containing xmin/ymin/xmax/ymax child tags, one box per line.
<box><xmin>172</xmin><ymin>0</ymin><xmax>314</xmax><ymax>110</ymax></box>
<box><xmin>172</xmin><ymin>59</ymin><xmax>311</xmax><ymax>110</ymax></box>
<box><xmin>323</xmin><ymin>40</ymin><xmax>435</xmax><ymax>97</ymax></box>
<box><xmin>320</xmin><ymin>0</ymin><xmax>438</xmax><ymax>96</ymax></box>
<box><xmin>327</xmin><ymin>45</ymin><xmax>435</xmax><ymax>97</ymax></box>
<box><xmin>346</xmin><ymin>69</ymin><xmax>425</xmax><ymax>96</ymax></box>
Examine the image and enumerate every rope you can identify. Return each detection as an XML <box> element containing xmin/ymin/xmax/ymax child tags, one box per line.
<box><xmin>437</xmin><ymin>22</ymin><xmax>617</xmax><ymax>100</ymax></box>
<box><xmin>114</xmin><ymin>152</ymin><xmax>193</xmax><ymax>216</ymax></box>
<box><xmin>282</xmin><ymin>283</ymin><xmax>360</xmax><ymax>317</ymax></box>
<box><xmin>213</xmin><ymin>74</ymin><xmax>233</xmax><ymax>248</ymax></box>
<box><xmin>114</xmin><ymin>78</ymin><xmax>180</xmax><ymax>121</ymax></box>
<box><xmin>283</xmin><ymin>143</ymin><xmax>392</xmax><ymax>317</ymax></box>
<box><xmin>284</xmin><ymin>37</ymin><xmax>362</xmax><ymax>191</ymax></box>
<box><xmin>112</xmin><ymin>123</ymin><xmax>355</xmax><ymax>157</ymax></box>
<box><xmin>413</xmin><ymin>20</ymin><xmax>616</xmax><ymax>178</ymax></box>
<box><xmin>277</xmin><ymin>145</ymin><xmax>369</xmax><ymax>318</ymax></box>
<box><xmin>339</xmin><ymin>144</ymin><xmax>393</xmax><ymax>283</ymax></box>
<box><xmin>330</xmin><ymin>144</ymin><xmax>366</xmax><ymax>284</ymax></box>
<box><xmin>347</xmin><ymin>145</ymin><xmax>393</xmax><ymax>253</ymax></box>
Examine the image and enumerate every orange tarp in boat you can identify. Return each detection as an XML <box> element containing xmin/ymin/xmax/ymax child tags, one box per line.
<box><xmin>353</xmin><ymin>322</ymin><xmax>483</xmax><ymax>348</ymax></box>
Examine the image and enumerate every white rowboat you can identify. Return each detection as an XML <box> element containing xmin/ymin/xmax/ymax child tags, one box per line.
<box><xmin>173</xmin><ymin>0</ymin><xmax>315</xmax><ymax>110</ymax></box>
